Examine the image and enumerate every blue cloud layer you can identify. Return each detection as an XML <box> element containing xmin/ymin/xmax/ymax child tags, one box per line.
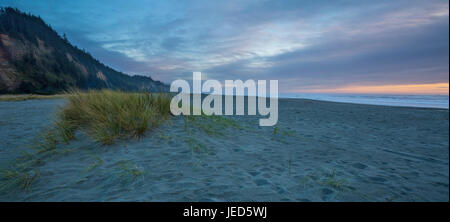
<box><xmin>1</xmin><ymin>0</ymin><xmax>448</xmax><ymax>92</ymax></box>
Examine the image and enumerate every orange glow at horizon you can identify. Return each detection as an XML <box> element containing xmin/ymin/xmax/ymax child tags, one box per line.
<box><xmin>297</xmin><ymin>83</ymin><xmax>449</xmax><ymax>95</ymax></box>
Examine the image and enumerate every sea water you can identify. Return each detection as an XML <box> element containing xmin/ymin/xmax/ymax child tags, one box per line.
<box><xmin>280</xmin><ymin>93</ymin><xmax>449</xmax><ymax>109</ymax></box>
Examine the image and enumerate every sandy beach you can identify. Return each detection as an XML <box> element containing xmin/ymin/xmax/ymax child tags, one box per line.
<box><xmin>0</xmin><ymin>97</ymin><xmax>448</xmax><ymax>201</ymax></box>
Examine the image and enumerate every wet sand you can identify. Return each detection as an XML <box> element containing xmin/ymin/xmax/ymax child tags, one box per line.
<box><xmin>0</xmin><ymin>98</ymin><xmax>448</xmax><ymax>201</ymax></box>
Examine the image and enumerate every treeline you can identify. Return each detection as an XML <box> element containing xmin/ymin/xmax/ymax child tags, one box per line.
<box><xmin>0</xmin><ymin>7</ymin><xmax>168</xmax><ymax>94</ymax></box>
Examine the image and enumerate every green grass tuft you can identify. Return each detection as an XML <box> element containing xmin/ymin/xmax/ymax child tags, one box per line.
<box><xmin>55</xmin><ymin>90</ymin><xmax>172</xmax><ymax>145</ymax></box>
<box><xmin>0</xmin><ymin>94</ymin><xmax>67</xmax><ymax>102</ymax></box>
<box><xmin>85</xmin><ymin>155</ymin><xmax>103</xmax><ymax>172</ymax></box>
<box><xmin>183</xmin><ymin>112</ymin><xmax>241</xmax><ymax>137</ymax></box>
<box><xmin>0</xmin><ymin>168</ymin><xmax>40</xmax><ymax>193</ymax></box>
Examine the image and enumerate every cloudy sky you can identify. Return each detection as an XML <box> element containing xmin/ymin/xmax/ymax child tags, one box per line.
<box><xmin>1</xmin><ymin>0</ymin><xmax>449</xmax><ymax>94</ymax></box>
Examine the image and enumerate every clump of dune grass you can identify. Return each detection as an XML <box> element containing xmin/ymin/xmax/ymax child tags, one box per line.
<box><xmin>55</xmin><ymin>90</ymin><xmax>172</xmax><ymax>145</ymax></box>
<box><xmin>317</xmin><ymin>170</ymin><xmax>348</xmax><ymax>190</ymax></box>
<box><xmin>0</xmin><ymin>90</ymin><xmax>171</xmax><ymax>194</ymax></box>
<box><xmin>85</xmin><ymin>155</ymin><xmax>103</xmax><ymax>172</ymax></box>
<box><xmin>271</xmin><ymin>126</ymin><xmax>297</xmax><ymax>144</ymax></box>
<box><xmin>115</xmin><ymin>160</ymin><xmax>145</xmax><ymax>181</ymax></box>
<box><xmin>0</xmin><ymin>166</ymin><xmax>40</xmax><ymax>193</ymax></box>
<box><xmin>183</xmin><ymin>110</ymin><xmax>241</xmax><ymax>137</ymax></box>
<box><xmin>300</xmin><ymin>170</ymin><xmax>348</xmax><ymax>191</ymax></box>
<box><xmin>185</xmin><ymin>137</ymin><xmax>210</xmax><ymax>155</ymax></box>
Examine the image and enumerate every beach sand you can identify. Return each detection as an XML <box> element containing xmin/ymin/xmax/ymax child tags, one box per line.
<box><xmin>0</xmin><ymin>98</ymin><xmax>448</xmax><ymax>201</ymax></box>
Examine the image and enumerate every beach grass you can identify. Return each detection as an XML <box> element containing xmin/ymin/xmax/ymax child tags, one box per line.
<box><xmin>0</xmin><ymin>94</ymin><xmax>68</xmax><ymax>102</ymax></box>
<box><xmin>1</xmin><ymin>90</ymin><xmax>172</xmax><ymax>194</ymax></box>
<box><xmin>0</xmin><ymin>166</ymin><xmax>40</xmax><ymax>193</ymax></box>
<box><xmin>55</xmin><ymin>90</ymin><xmax>172</xmax><ymax>145</ymax></box>
<box><xmin>85</xmin><ymin>155</ymin><xmax>103</xmax><ymax>172</ymax></box>
<box><xmin>116</xmin><ymin>160</ymin><xmax>145</xmax><ymax>181</ymax></box>
<box><xmin>300</xmin><ymin>170</ymin><xmax>348</xmax><ymax>191</ymax></box>
<box><xmin>183</xmin><ymin>111</ymin><xmax>241</xmax><ymax>137</ymax></box>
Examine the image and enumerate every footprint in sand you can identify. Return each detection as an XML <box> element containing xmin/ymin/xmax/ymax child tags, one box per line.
<box><xmin>352</xmin><ymin>163</ymin><xmax>368</xmax><ymax>169</ymax></box>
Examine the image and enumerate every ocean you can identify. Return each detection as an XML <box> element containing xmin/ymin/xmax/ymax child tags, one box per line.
<box><xmin>279</xmin><ymin>93</ymin><xmax>449</xmax><ymax>109</ymax></box>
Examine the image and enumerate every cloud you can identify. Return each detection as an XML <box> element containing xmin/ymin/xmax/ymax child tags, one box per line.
<box><xmin>1</xmin><ymin>0</ymin><xmax>448</xmax><ymax>93</ymax></box>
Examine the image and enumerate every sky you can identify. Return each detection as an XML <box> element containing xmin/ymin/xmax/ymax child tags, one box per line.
<box><xmin>1</xmin><ymin>0</ymin><xmax>449</xmax><ymax>94</ymax></box>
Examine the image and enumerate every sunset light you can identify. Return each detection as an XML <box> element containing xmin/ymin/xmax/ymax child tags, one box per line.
<box><xmin>297</xmin><ymin>83</ymin><xmax>449</xmax><ymax>95</ymax></box>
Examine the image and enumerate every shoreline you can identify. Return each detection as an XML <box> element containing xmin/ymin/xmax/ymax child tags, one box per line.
<box><xmin>279</xmin><ymin>97</ymin><xmax>450</xmax><ymax>110</ymax></box>
<box><xmin>1</xmin><ymin>93</ymin><xmax>448</xmax><ymax>110</ymax></box>
<box><xmin>278</xmin><ymin>94</ymin><xmax>449</xmax><ymax>110</ymax></box>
